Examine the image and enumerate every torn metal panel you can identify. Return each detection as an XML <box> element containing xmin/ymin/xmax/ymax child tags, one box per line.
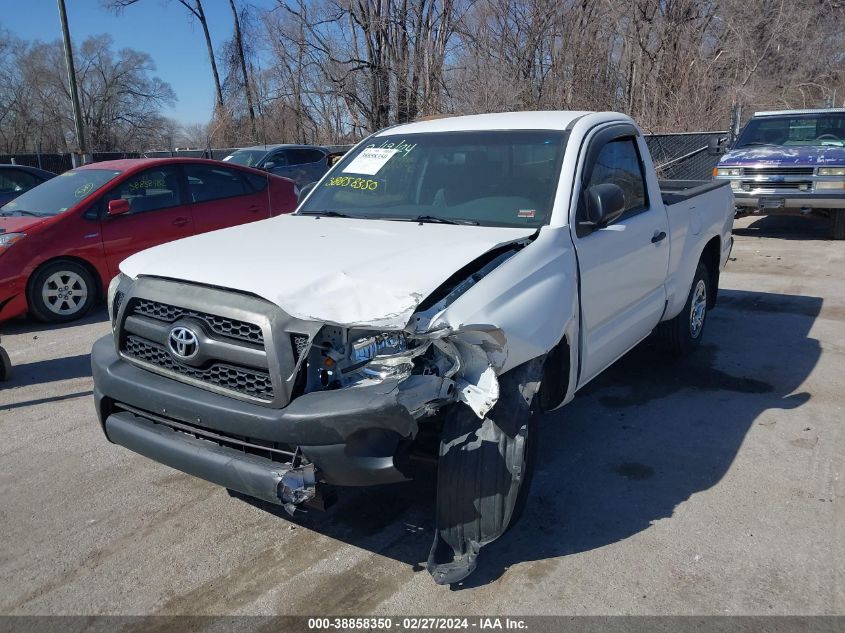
<box><xmin>427</xmin><ymin>356</ymin><xmax>545</xmax><ymax>585</ymax></box>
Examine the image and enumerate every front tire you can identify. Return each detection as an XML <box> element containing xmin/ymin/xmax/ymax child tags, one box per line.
<box><xmin>27</xmin><ymin>260</ymin><xmax>97</xmax><ymax>323</ymax></box>
<box><xmin>656</xmin><ymin>261</ymin><xmax>710</xmax><ymax>356</ymax></box>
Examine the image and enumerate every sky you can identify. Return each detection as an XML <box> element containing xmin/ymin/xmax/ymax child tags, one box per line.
<box><xmin>3</xmin><ymin>0</ymin><xmax>274</xmax><ymax>125</ymax></box>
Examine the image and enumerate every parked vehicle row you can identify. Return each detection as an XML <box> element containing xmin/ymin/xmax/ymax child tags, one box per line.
<box><xmin>223</xmin><ymin>144</ymin><xmax>346</xmax><ymax>188</ymax></box>
<box><xmin>0</xmin><ymin>158</ymin><xmax>297</xmax><ymax>323</ymax></box>
<box><xmin>91</xmin><ymin>111</ymin><xmax>735</xmax><ymax>585</ymax></box>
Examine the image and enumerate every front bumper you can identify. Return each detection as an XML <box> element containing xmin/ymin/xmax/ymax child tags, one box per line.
<box><xmin>732</xmin><ymin>190</ymin><xmax>845</xmax><ymax>210</ymax></box>
<box><xmin>0</xmin><ymin>275</ymin><xmax>27</xmax><ymax>322</ymax></box>
<box><xmin>92</xmin><ymin>335</ymin><xmax>427</xmax><ymax>493</ymax></box>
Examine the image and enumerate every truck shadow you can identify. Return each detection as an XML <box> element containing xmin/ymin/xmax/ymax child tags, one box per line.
<box><xmin>232</xmin><ymin>288</ymin><xmax>822</xmax><ymax>588</ymax></box>
<box><xmin>733</xmin><ymin>214</ymin><xmax>831</xmax><ymax>239</ymax></box>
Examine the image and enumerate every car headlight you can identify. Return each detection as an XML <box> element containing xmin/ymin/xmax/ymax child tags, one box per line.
<box><xmin>348</xmin><ymin>331</ymin><xmax>414</xmax><ymax>380</ymax></box>
<box><xmin>0</xmin><ymin>232</ymin><xmax>26</xmax><ymax>252</ymax></box>
<box><xmin>818</xmin><ymin>167</ymin><xmax>845</xmax><ymax>176</ymax></box>
<box><xmin>816</xmin><ymin>181</ymin><xmax>845</xmax><ymax>190</ymax></box>
<box><xmin>715</xmin><ymin>167</ymin><xmax>741</xmax><ymax>177</ymax></box>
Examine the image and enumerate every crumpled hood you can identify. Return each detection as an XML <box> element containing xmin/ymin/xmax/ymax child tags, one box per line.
<box><xmin>721</xmin><ymin>144</ymin><xmax>845</xmax><ymax>166</ymax></box>
<box><xmin>120</xmin><ymin>214</ymin><xmax>536</xmax><ymax>328</ymax></box>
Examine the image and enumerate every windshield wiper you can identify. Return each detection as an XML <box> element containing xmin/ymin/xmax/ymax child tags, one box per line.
<box><xmin>413</xmin><ymin>215</ymin><xmax>479</xmax><ymax>226</ymax></box>
<box><xmin>741</xmin><ymin>142</ymin><xmax>780</xmax><ymax>147</ymax></box>
<box><xmin>298</xmin><ymin>210</ymin><xmax>351</xmax><ymax>218</ymax></box>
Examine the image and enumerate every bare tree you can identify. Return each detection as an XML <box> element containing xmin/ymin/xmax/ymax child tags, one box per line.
<box><xmin>104</xmin><ymin>0</ymin><xmax>225</xmax><ymax>113</ymax></box>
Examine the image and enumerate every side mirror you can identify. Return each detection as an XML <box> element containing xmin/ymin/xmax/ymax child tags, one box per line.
<box><xmin>707</xmin><ymin>135</ymin><xmax>726</xmax><ymax>156</ymax></box>
<box><xmin>107</xmin><ymin>199</ymin><xmax>131</xmax><ymax>216</ymax></box>
<box><xmin>297</xmin><ymin>182</ymin><xmax>316</xmax><ymax>203</ymax></box>
<box><xmin>581</xmin><ymin>183</ymin><xmax>625</xmax><ymax>229</ymax></box>
<box><xmin>263</xmin><ymin>161</ymin><xmax>276</xmax><ymax>171</ymax></box>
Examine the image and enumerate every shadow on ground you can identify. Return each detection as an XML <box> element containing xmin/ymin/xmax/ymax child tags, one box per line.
<box><xmin>0</xmin><ymin>307</ymin><xmax>108</xmax><ymax>336</ymax></box>
<box><xmin>229</xmin><ymin>287</ymin><xmax>822</xmax><ymax>587</ymax></box>
<box><xmin>733</xmin><ymin>214</ymin><xmax>832</xmax><ymax>239</ymax></box>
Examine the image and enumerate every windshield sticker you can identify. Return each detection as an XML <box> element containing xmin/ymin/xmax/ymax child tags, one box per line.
<box><xmin>325</xmin><ymin>176</ymin><xmax>380</xmax><ymax>191</ymax></box>
<box><xmin>518</xmin><ymin>209</ymin><xmax>536</xmax><ymax>218</ymax></box>
<box><xmin>74</xmin><ymin>182</ymin><xmax>94</xmax><ymax>198</ymax></box>
<box><xmin>128</xmin><ymin>177</ymin><xmax>166</xmax><ymax>192</ymax></box>
<box><xmin>370</xmin><ymin>139</ymin><xmax>417</xmax><ymax>157</ymax></box>
<box><xmin>343</xmin><ymin>148</ymin><xmax>399</xmax><ymax>175</ymax></box>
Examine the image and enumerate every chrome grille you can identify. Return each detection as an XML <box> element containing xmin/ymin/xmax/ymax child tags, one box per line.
<box><xmin>124</xmin><ymin>335</ymin><xmax>274</xmax><ymax>400</ymax></box>
<box><xmin>743</xmin><ymin>167</ymin><xmax>814</xmax><ymax>176</ymax></box>
<box><xmin>133</xmin><ymin>298</ymin><xmax>264</xmax><ymax>345</ymax></box>
<box><xmin>741</xmin><ymin>181</ymin><xmax>813</xmax><ymax>191</ymax></box>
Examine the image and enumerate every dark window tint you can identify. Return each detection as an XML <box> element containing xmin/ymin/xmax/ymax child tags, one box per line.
<box><xmin>185</xmin><ymin>164</ymin><xmax>248</xmax><ymax>203</ymax></box>
<box><xmin>737</xmin><ymin>113</ymin><xmax>845</xmax><ymax>147</ymax></box>
<box><xmin>265</xmin><ymin>151</ymin><xmax>287</xmax><ymax>167</ymax></box>
<box><xmin>287</xmin><ymin>148</ymin><xmax>324</xmax><ymax>165</ymax></box>
<box><xmin>0</xmin><ymin>169</ymin><xmax>41</xmax><ymax>193</ymax></box>
<box><xmin>585</xmin><ymin>138</ymin><xmax>647</xmax><ymax>218</ymax></box>
<box><xmin>104</xmin><ymin>167</ymin><xmax>181</xmax><ymax>214</ymax></box>
<box><xmin>242</xmin><ymin>171</ymin><xmax>269</xmax><ymax>192</ymax></box>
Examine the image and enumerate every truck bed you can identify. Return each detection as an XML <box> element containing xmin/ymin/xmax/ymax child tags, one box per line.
<box><xmin>660</xmin><ymin>179</ymin><xmax>730</xmax><ymax>206</ymax></box>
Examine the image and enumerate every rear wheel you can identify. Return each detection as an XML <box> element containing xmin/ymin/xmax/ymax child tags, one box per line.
<box><xmin>27</xmin><ymin>260</ymin><xmax>96</xmax><ymax>323</ymax></box>
<box><xmin>832</xmin><ymin>210</ymin><xmax>845</xmax><ymax>240</ymax></box>
<box><xmin>656</xmin><ymin>261</ymin><xmax>710</xmax><ymax>356</ymax></box>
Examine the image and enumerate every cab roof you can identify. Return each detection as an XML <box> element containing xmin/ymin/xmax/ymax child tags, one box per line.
<box><xmin>376</xmin><ymin>110</ymin><xmax>595</xmax><ymax>136</ymax></box>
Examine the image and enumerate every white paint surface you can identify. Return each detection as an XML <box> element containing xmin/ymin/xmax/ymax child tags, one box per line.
<box><xmin>120</xmin><ymin>214</ymin><xmax>535</xmax><ymax>328</ymax></box>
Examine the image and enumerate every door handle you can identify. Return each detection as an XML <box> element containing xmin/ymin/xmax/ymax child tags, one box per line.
<box><xmin>172</xmin><ymin>217</ymin><xmax>190</xmax><ymax>227</ymax></box>
<box><xmin>651</xmin><ymin>231</ymin><xmax>667</xmax><ymax>243</ymax></box>
<box><xmin>247</xmin><ymin>205</ymin><xmax>261</xmax><ymax>213</ymax></box>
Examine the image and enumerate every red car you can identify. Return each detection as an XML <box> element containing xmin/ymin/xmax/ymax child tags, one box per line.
<box><xmin>0</xmin><ymin>158</ymin><xmax>297</xmax><ymax>323</ymax></box>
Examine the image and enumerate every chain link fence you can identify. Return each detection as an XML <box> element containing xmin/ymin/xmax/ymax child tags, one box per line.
<box><xmin>644</xmin><ymin>132</ymin><xmax>728</xmax><ymax>181</ymax></box>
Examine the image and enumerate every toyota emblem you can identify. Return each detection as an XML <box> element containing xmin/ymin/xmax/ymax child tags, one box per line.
<box><xmin>168</xmin><ymin>326</ymin><xmax>199</xmax><ymax>360</ymax></box>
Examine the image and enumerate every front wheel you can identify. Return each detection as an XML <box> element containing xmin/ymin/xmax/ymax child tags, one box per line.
<box><xmin>656</xmin><ymin>261</ymin><xmax>710</xmax><ymax>356</ymax></box>
<box><xmin>27</xmin><ymin>260</ymin><xmax>97</xmax><ymax>323</ymax></box>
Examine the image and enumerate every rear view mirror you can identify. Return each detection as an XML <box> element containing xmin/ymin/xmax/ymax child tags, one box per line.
<box><xmin>707</xmin><ymin>135</ymin><xmax>726</xmax><ymax>156</ymax></box>
<box><xmin>107</xmin><ymin>199</ymin><xmax>131</xmax><ymax>216</ymax></box>
<box><xmin>582</xmin><ymin>183</ymin><xmax>625</xmax><ymax>229</ymax></box>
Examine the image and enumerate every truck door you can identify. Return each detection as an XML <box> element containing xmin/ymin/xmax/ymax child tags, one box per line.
<box><xmin>572</xmin><ymin>125</ymin><xmax>670</xmax><ymax>385</ymax></box>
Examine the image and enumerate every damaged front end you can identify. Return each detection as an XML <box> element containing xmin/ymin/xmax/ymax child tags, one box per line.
<box><xmin>292</xmin><ymin>241</ymin><xmax>542</xmax><ymax>585</ymax></box>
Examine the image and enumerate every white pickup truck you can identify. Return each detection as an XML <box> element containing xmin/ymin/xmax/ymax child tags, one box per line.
<box><xmin>92</xmin><ymin>111</ymin><xmax>734</xmax><ymax>584</ymax></box>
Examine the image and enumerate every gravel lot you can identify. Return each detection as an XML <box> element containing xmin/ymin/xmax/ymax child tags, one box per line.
<box><xmin>1</xmin><ymin>214</ymin><xmax>843</xmax><ymax>616</ymax></box>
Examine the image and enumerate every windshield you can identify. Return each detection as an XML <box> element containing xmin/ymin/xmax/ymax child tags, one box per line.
<box><xmin>298</xmin><ymin>130</ymin><xmax>568</xmax><ymax>228</ymax></box>
<box><xmin>736</xmin><ymin>113</ymin><xmax>845</xmax><ymax>148</ymax></box>
<box><xmin>223</xmin><ymin>149</ymin><xmax>270</xmax><ymax>167</ymax></box>
<box><xmin>0</xmin><ymin>168</ymin><xmax>121</xmax><ymax>217</ymax></box>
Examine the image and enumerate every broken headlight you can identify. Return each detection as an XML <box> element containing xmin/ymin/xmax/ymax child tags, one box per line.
<box><xmin>347</xmin><ymin>332</ymin><xmax>415</xmax><ymax>380</ymax></box>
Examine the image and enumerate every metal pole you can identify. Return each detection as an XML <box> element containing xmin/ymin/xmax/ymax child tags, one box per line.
<box><xmin>57</xmin><ymin>0</ymin><xmax>87</xmax><ymax>164</ymax></box>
